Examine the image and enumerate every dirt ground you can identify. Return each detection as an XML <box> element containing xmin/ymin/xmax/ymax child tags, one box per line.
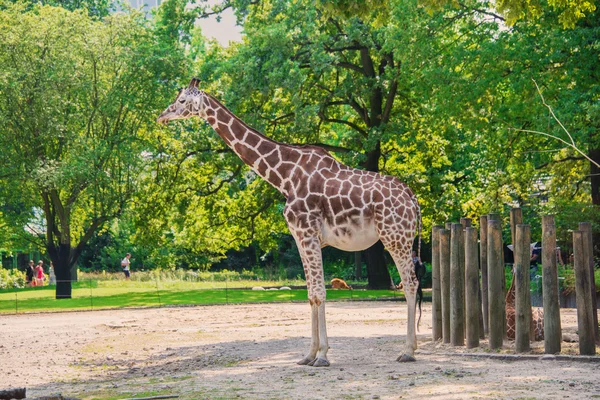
<box><xmin>1</xmin><ymin>301</ymin><xmax>600</xmax><ymax>399</ymax></box>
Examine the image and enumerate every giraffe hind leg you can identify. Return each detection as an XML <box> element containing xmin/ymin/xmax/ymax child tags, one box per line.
<box><xmin>388</xmin><ymin>244</ymin><xmax>419</xmax><ymax>362</ymax></box>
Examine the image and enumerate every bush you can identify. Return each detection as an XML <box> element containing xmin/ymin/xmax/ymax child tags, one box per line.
<box><xmin>0</xmin><ymin>268</ymin><xmax>26</xmax><ymax>289</ymax></box>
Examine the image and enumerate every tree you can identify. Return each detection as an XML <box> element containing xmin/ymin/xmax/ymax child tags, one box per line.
<box><xmin>0</xmin><ymin>3</ymin><xmax>186</xmax><ymax>297</ymax></box>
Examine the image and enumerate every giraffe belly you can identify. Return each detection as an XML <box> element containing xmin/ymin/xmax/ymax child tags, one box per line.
<box><xmin>321</xmin><ymin>220</ymin><xmax>379</xmax><ymax>252</ymax></box>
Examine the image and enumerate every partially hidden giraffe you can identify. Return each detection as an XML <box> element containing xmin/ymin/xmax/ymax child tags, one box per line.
<box><xmin>505</xmin><ymin>267</ymin><xmax>545</xmax><ymax>341</ymax></box>
<box><xmin>157</xmin><ymin>78</ymin><xmax>422</xmax><ymax>366</ymax></box>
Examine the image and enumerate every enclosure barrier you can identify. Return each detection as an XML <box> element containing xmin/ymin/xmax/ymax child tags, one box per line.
<box><xmin>487</xmin><ymin>218</ymin><xmax>505</xmax><ymax>350</ymax></box>
<box><xmin>465</xmin><ymin>226</ymin><xmax>479</xmax><ymax>348</ymax></box>
<box><xmin>579</xmin><ymin>222</ymin><xmax>599</xmax><ymax>343</ymax></box>
<box><xmin>542</xmin><ymin>215</ymin><xmax>561</xmax><ymax>354</ymax></box>
<box><xmin>479</xmin><ymin>215</ymin><xmax>489</xmax><ymax>335</ymax></box>
<box><xmin>431</xmin><ymin>225</ymin><xmax>443</xmax><ymax>341</ymax></box>
<box><xmin>0</xmin><ymin>279</ymin><xmax>416</xmax><ymax>315</ymax></box>
<box><xmin>439</xmin><ymin>229</ymin><xmax>451</xmax><ymax>344</ymax></box>
<box><xmin>433</xmin><ymin>210</ymin><xmax>598</xmax><ymax>358</ymax></box>
<box><xmin>573</xmin><ymin>231</ymin><xmax>596</xmax><ymax>355</ymax></box>
<box><xmin>515</xmin><ymin>224</ymin><xmax>532</xmax><ymax>352</ymax></box>
<box><xmin>450</xmin><ymin>223</ymin><xmax>465</xmax><ymax>346</ymax></box>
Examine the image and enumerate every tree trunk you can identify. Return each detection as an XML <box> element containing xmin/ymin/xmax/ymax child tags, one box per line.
<box><xmin>362</xmin><ymin>142</ymin><xmax>393</xmax><ymax>289</ymax></box>
<box><xmin>590</xmin><ymin>147</ymin><xmax>600</xmax><ymax>261</ymax></box>
<box><xmin>354</xmin><ymin>252</ymin><xmax>362</xmax><ymax>280</ymax></box>
<box><xmin>51</xmin><ymin>243</ymin><xmax>75</xmax><ymax>299</ymax></box>
<box><xmin>365</xmin><ymin>240</ymin><xmax>392</xmax><ymax>289</ymax></box>
<box><xmin>591</xmin><ymin>148</ymin><xmax>600</xmax><ymax>206</ymax></box>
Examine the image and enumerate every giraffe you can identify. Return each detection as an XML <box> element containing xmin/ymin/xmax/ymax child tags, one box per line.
<box><xmin>505</xmin><ymin>267</ymin><xmax>545</xmax><ymax>341</ymax></box>
<box><xmin>157</xmin><ymin>78</ymin><xmax>422</xmax><ymax>366</ymax></box>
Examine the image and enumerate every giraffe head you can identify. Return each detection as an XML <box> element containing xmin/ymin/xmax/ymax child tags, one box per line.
<box><xmin>157</xmin><ymin>78</ymin><xmax>206</xmax><ymax>124</ymax></box>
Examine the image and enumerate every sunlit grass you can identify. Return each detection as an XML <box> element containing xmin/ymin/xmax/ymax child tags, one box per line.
<box><xmin>0</xmin><ymin>279</ymin><xmax>403</xmax><ymax>314</ymax></box>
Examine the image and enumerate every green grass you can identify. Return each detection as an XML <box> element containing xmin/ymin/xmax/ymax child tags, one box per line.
<box><xmin>0</xmin><ymin>280</ymin><xmax>403</xmax><ymax>314</ymax></box>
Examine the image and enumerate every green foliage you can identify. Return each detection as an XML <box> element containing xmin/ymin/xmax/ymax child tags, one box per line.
<box><xmin>0</xmin><ymin>3</ymin><xmax>187</xmax><ymax>290</ymax></box>
<box><xmin>420</xmin><ymin>0</ymin><xmax>597</xmax><ymax>28</ymax></box>
<box><xmin>0</xmin><ymin>268</ymin><xmax>26</xmax><ymax>289</ymax></box>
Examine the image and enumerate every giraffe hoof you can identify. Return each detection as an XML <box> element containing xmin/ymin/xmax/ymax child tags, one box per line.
<box><xmin>396</xmin><ymin>354</ymin><xmax>416</xmax><ymax>362</ymax></box>
<box><xmin>311</xmin><ymin>358</ymin><xmax>330</xmax><ymax>367</ymax></box>
<box><xmin>297</xmin><ymin>356</ymin><xmax>316</xmax><ymax>365</ymax></box>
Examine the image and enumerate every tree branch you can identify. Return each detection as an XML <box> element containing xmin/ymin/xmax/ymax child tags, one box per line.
<box><xmin>535</xmin><ymin>156</ymin><xmax>585</xmax><ymax>170</ymax></box>
<box><xmin>509</xmin><ymin>80</ymin><xmax>600</xmax><ymax>169</ymax></box>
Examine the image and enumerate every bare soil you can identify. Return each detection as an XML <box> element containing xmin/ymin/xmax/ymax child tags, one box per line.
<box><xmin>1</xmin><ymin>301</ymin><xmax>599</xmax><ymax>399</ymax></box>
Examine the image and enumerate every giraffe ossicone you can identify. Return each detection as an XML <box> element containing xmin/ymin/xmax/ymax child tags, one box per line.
<box><xmin>158</xmin><ymin>78</ymin><xmax>422</xmax><ymax>366</ymax></box>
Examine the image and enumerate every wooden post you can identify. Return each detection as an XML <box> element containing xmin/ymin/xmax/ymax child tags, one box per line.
<box><xmin>488</xmin><ymin>219</ymin><xmax>505</xmax><ymax>349</ymax></box>
<box><xmin>460</xmin><ymin>218</ymin><xmax>470</xmax><ymax>328</ymax></box>
<box><xmin>579</xmin><ymin>222</ymin><xmax>598</xmax><ymax>343</ymax></box>
<box><xmin>431</xmin><ymin>225</ymin><xmax>443</xmax><ymax>341</ymax></box>
<box><xmin>450</xmin><ymin>223</ymin><xmax>465</xmax><ymax>346</ymax></box>
<box><xmin>510</xmin><ymin>208</ymin><xmax>523</xmax><ymax>249</ymax></box>
<box><xmin>488</xmin><ymin>213</ymin><xmax>500</xmax><ymax>222</ymax></box>
<box><xmin>465</xmin><ymin>227</ymin><xmax>480</xmax><ymax>348</ymax></box>
<box><xmin>542</xmin><ymin>215</ymin><xmax>561</xmax><ymax>354</ymax></box>
<box><xmin>480</xmin><ymin>215</ymin><xmax>489</xmax><ymax>335</ymax></box>
<box><xmin>573</xmin><ymin>231</ymin><xmax>596</xmax><ymax>355</ymax></box>
<box><xmin>445</xmin><ymin>222</ymin><xmax>452</xmax><ymax>230</ymax></box>
<box><xmin>515</xmin><ymin>224</ymin><xmax>532</xmax><ymax>352</ymax></box>
<box><xmin>493</xmin><ymin>212</ymin><xmax>507</xmax><ymax>339</ymax></box>
<box><xmin>440</xmin><ymin>229</ymin><xmax>451</xmax><ymax>343</ymax></box>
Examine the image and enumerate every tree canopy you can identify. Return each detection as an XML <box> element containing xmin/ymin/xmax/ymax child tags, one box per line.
<box><xmin>0</xmin><ymin>0</ymin><xmax>597</xmax><ymax>287</ymax></box>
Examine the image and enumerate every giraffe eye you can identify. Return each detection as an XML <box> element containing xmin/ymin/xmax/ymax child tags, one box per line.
<box><xmin>179</xmin><ymin>99</ymin><xmax>185</xmax><ymax>103</ymax></box>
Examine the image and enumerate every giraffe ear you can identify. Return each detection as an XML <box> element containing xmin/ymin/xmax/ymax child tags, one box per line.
<box><xmin>189</xmin><ymin>77</ymin><xmax>200</xmax><ymax>88</ymax></box>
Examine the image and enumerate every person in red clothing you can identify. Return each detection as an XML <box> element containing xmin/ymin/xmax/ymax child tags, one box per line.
<box><xmin>34</xmin><ymin>260</ymin><xmax>45</xmax><ymax>287</ymax></box>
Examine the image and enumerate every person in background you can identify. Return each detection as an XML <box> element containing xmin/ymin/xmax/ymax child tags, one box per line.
<box><xmin>556</xmin><ymin>247</ymin><xmax>565</xmax><ymax>267</ymax></box>
<box><xmin>25</xmin><ymin>260</ymin><xmax>35</xmax><ymax>287</ymax></box>
<box><xmin>530</xmin><ymin>243</ymin><xmax>541</xmax><ymax>281</ymax></box>
<box><xmin>34</xmin><ymin>260</ymin><xmax>45</xmax><ymax>287</ymax></box>
<box><xmin>49</xmin><ymin>261</ymin><xmax>56</xmax><ymax>285</ymax></box>
<box><xmin>121</xmin><ymin>253</ymin><xmax>131</xmax><ymax>280</ymax></box>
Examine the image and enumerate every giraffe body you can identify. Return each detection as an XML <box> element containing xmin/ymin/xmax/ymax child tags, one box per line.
<box><xmin>158</xmin><ymin>79</ymin><xmax>421</xmax><ymax>366</ymax></box>
<box><xmin>506</xmin><ymin>268</ymin><xmax>545</xmax><ymax>341</ymax></box>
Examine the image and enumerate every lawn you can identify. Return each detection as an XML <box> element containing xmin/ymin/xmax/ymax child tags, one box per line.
<box><xmin>0</xmin><ymin>280</ymin><xmax>404</xmax><ymax>314</ymax></box>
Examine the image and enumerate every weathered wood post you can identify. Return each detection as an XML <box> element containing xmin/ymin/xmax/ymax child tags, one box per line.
<box><xmin>542</xmin><ymin>215</ymin><xmax>561</xmax><ymax>354</ymax></box>
<box><xmin>460</xmin><ymin>218</ymin><xmax>470</xmax><ymax>328</ymax></box>
<box><xmin>445</xmin><ymin>222</ymin><xmax>452</xmax><ymax>230</ymax></box>
<box><xmin>450</xmin><ymin>223</ymin><xmax>465</xmax><ymax>346</ymax></box>
<box><xmin>465</xmin><ymin>226</ymin><xmax>480</xmax><ymax>348</ymax></box>
<box><xmin>488</xmin><ymin>213</ymin><xmax>500</xmax><ymax>223</ymax></box>
<box><xmin>488</xmin><ymin>219</ymin><xmax>505</xmax><ymax>349</ymax></box>
<box><xmin>440</xmin><ymin>229</ymin><xmax>451</xmax><ymax>344</ymax></box>
<box><xmin>480</xmin><ymin>215</ymin><xmax>489</xmax><ymax>335</ymax></box>
<box><xmin>573</xmin><ymin>230</ymin><xmax>596</xmax><ymax>355</ymax></box>
<box><xmin>515</xmin><ymin>224</ymin><xmax>532</xmax><ymax>352</ymax></box>
<box><xmin>579</xmin><ymin>222</ymin><xmax>598</xmax><ymax>343</ymax></box>
<box><xmin>432</xmin><ymin>225</ymin><xmax>443</xmax><ymax>341</ymax></box>
<box><xmin>510</xmin><ymin>208</ymin><xmax>523</xmax><ymax>249</ymax></box>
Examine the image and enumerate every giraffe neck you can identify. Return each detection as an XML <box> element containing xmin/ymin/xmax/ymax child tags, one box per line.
<box><xmin>506</xmin><ymin>271</ymin><xmax>516</xmax><ymax>308</ymax></box>
<box><xmin>200</xmin><ymin>94</ymin><xmax>294</xmax><ymax>196</ymax></box>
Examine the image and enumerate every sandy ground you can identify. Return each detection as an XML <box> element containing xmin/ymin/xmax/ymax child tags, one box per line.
<box><xmin>1</xmin><ymin>301</ymin><xmax>599</xmax><ymax>399</ymax></box>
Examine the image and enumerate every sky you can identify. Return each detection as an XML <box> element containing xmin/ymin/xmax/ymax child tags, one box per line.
<box><xmin>197</xmin><ymin>2</ymin><xmax>243</xmax><ymax>46</ymax></box>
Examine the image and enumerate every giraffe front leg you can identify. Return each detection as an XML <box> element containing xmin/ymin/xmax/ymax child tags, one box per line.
<box><xmin>308</xmin><ymin>301</ymin><xmax>329</xmax><ymax>367</ymax></box>
<box><xmin>297</xmin><ymin>303</ymin><xmax>319</xmax><ymax>365</ymax></box>
<box><xmin>293</xmin><ymin>233</ymin><xmax>330</xmax><ymax>367</ymax></box>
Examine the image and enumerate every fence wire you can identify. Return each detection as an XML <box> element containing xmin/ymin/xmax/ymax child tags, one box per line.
<box><xmin>1</xmin><ymin>279</ymin><xmax>406</xmax><ymax>315</ymax></box>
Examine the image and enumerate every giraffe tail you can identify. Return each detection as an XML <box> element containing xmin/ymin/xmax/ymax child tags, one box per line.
<box><xmin>417</xmin><ymin>284</ymin><xmax>423</xmax><ymax>331</ymax></box>
<box><xmin>415</xmin><ymin>196</ymin><xmax>422</xmax><ymax>262</ymax></box>
<box><xmin>410</xmin><ymin>192</ymin><xmax>423</xmax><ymax>331</ymax></box>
